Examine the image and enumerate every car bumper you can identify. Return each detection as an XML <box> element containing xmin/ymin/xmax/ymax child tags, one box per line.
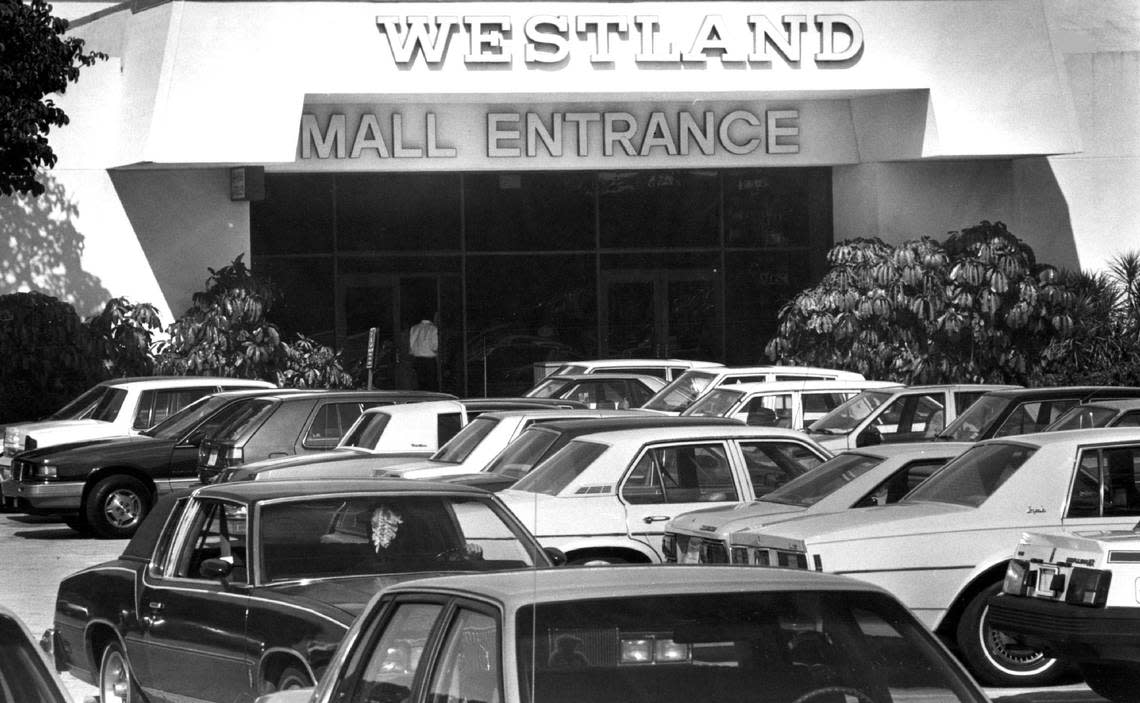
<box><xmin>13</xmin><ymin>481</ymin><xmax>83</xmax><ymax>511</ymax></box>
<box><xmin>988</xmin><ymin>593</ymin><xmax>1140</xmax><ymax>662</ymax></box>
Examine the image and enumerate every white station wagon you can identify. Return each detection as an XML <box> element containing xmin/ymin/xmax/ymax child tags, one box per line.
<box><xmin>497</xmin><ymin>425</ymin><xmax>830</xmax><ymax>564</ymax></box>
<box><xmin>640</xmin><ymin>365</ymin><xmax>865</xmax><ymax>415</ymax></box>
<box><xmin>724</xmin><ymin>427</ymin><xmax>1140</xmax><ymax>687</ymax></box>
<box><xmin>680</xmin><ymin>379</ymin><xmax>899</xmax><ymax>429</ymax></box>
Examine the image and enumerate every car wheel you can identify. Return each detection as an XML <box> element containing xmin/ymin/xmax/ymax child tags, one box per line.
<box><xmin>955</xmin><ymin>581</ymin><xmax>1063</xmax><ymax>686</ymax></box>
<box><xmin>85</xmin><ymin>475</ymin><xmax>150</xmax><ymax>539</ymax></box>
<box><xmin>1080</xmin><ymin>661</ymin><xmax>1140</xmax><ymax>702</ymax></box>
<box><xmin>99</xmin><ymin>641</ymin><xmax>143</xmax><ymax>703</ymax></box>
<box><xmin>271</xmin><ymin>664</ymin><xmax>312</xmax><ymax>691</ymax></box>
<box><xmin>568</xmin><ymin>555</ymin><xmax>629</xmax><ymax>566</ymax></box>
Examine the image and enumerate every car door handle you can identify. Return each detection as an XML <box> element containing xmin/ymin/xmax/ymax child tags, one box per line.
<box><xmin>642</xmin><ymin>515</ymin><xmax>671</xmax><ymax>524</ymax></box>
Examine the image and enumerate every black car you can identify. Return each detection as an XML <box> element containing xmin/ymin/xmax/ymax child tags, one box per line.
<box><xmin>49</xmin><ymin>478</ymin><xmax>554</xmax><ymax>703</ymax></box>
<box><xmin>10</xmin><ymin>388</ymin><xmax>284</xmax><ymax>538</ymax></box>
<box><xmin>196</xmin><ymin>389</ymin><xmax>454</xmax><ymax>483</ymax></box>
<box><xmin>443</xmin><ymin>415</ymin><xmax>745</xmax><ymax>492</ymax></box>
<box><xmin>937</xmin><ymin>386</ymin><xmax>1140</xmax><ymax>443</ymax></box>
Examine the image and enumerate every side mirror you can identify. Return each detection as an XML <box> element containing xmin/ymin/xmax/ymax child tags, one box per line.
<box><xmin>199</xmin><ymin>557</ymin><xmax>235</xmax><ymax>581</ymax></box>
<box><xmin>856</xmin><ymin>426</ymin><xmax>883</xmax><ymax>448</ymax></box>
<box><xmin>544</xmin><ymin>547</ymin><xmax>568</xmax><ymax>567</ymax></box>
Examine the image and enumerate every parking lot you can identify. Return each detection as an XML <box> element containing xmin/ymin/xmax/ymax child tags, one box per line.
<box><xmin>0</xmin><ymin>509</ymin><xmax>1108</xmax><ymax>703</ymax></box>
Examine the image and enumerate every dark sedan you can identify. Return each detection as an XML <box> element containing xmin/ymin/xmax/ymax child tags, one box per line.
<box><xmin>49</xmin><ymin>478</ymin><xmax>553</xmax><ymax>703</ymax></box>
<box><xmin>937</xmin><ymin>386</ymin><xmax>1140</xmax><ymax>442</ymax></box>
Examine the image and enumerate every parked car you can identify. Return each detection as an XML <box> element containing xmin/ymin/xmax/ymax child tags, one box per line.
<box><xmin>497</xmin><ymin>425</ymin><xmax>830</xmax><ymax>564</ymax></box>
<box><xmin>257</xmin><ymin>567</ymin><xmax>989</xmax><ymax>703</ymax></box>
<box><xmin>680</xmin><ymin>379</ymin><xmax>899</xmax><ymax>429</ymax></box>
<box><xmin>0</xmin><ymin>605</ymin><xmax>72</xmax><ymax>703</ymax></box>
<box><xmin>226</xmin><ymin>409</ymin><xmax>644</xmax><ymax>483</ymax></box>
<box><xmin>663</xmin><ymin>442</ymin><xmax>970</xmax><ymax>564</ymax></box>
<box><xmin>548</xmin><ymin>357</ymin><xmax>722</xmax><ymax>380</ymax></box>
<box><xmin>723</xmin><ymin>427</ymin><xmax>1140</xmax><ymax>686</ymax></box>
<box><xmin>8</xmin><ymin>388</ymin><xmax>282</xmax><ymax>538</ymax></box>
<box><xmin>1044</xmin><ymin>397</ymin><xmax>1140</xmax><ymax>431</ymax></box>
<box><xmin>805</xmin><ymin>383</ymin><xmax>1018</xmax><ymax>451</ymax></box>
<box><xmin>990</xmin><ymin>529</ymin><xmax>1140</xmax><ymax>702</ymax></box>
<box><xmin>0</xmin><ymin>376</ymin><xmax>275</xmax><ymax>507</ymax></box>
<box><xmin>49</xmin><ymin>478</ymin><xmax>554</xmax><ymax>703</ymax></box>
<box><xmin>523</xmin><ymin>373</ymin><xmax>667</xmax><ymax>409</ymax></box>
<box><xmin>196</xmin><ymin>389</ymin><xmax>454</xmax><ymax>483</ymax></box>
<box><xmin>442</xmin><ymin>416</ymin><xmax>746</xmax><ymax>493</ymax></box>
<box><xmin>640</xmin><ymin>365</ymin><xmax>865</xmax><ymax>415</ymax></box>
<box><xmin>936</xmin><ymin>386</ymin><xmax>1140</xmax><ymax>443</ymax></box>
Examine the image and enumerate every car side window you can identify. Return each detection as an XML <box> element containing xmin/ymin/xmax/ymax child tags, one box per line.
<box><xmin>426</xmin><ymin>609</ymin><xmax>501</xmax><ymax>703</ymax></box>
<box><xmin>743</xmin><ymin>394</ymin><xmax>794</xmax><ymax>428</ymax></box>
<box><xmin>852</xmin><ymin>459</ymin><xmax>952</xmax><ymax>508</ymax></box>
<box><xmin>1114</xmin><ymin>411</ymin><xmax>1140</xmax><ymax>428</ymax></box>
<box><xmin>135</xmin><ymin>387</ymin><xmax>214</xmax><ymax>429</ymax></box>
<box><xmin>343</xmin><ymin>602</ymin><xmax>444</xmax><ymax>703</ymax></box>
<box><xmin>871</xmin><ymin>394</ymin><xmax>943</xmax><ymax>440</ymax></box>
<box><xmin>1067</xmin><ymin>445</ymin><xmax>1140</xmax><ymax>518</ymax></box>
<box><xmin>738</xmin><ymin>441</ymin><xmax>825</xmax><ymax>497</ymax></box>
<box><xmin>304</xmin><ymin>402</ymin><xmax>369</xmax><ymax>448</ymax></box>
<box><xmin>994</xmin><ymin>399</ymin><xmax>1079</xmax><ymax>438</ymax></box>
<box><xmin>172</xmin><ymin>499</ymin><xmax>249</xmax><ymax>583</ymax></box>
<box><xmin>802</xmin><ymin>392</ymin><xmax>849</xmax><ymax>425</ymax></box>
<box><xmin>621</xmin><ymin>443</ymin><xmax>737</xmax><ymax>505</ymax></box>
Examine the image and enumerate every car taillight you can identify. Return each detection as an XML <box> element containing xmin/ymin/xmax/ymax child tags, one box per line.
<box><xmin>777</xmin><ymin>552</ymin><xmax>808</xmax><ymax>570</ymax></box>
<box><xmin>661</xmin><ymin>533</ymin><xmax>676</xmax><ymax>563</ymax></box>
<box><xmin>1002</xmin><ymin>559</ymin><xmax>1035</xmax><ymax>596</ymax></box>
<box><xmin>3</xmin><ymin>427</ymin><xmax>20</xmax><ymax>455</ymax></box>
<box><xmin>1065</xmin><ymin>567</ymin><xmax>1111</xmax><ymax>607</ymax></box>
<box><xmin>699</xmin><ymin>541</ymin><xmax>728</xmax><ymax>564</ymax></box>
<box><xmin>731</xmin><ymin>547</ymin><xmax>748</xmax><ymax>564</ymax></box>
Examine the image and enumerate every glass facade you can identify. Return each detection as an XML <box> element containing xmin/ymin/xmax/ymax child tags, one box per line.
<box><xmin>251</xmin><ymin>168</ymin><xmax>831</xmax><ymax>396</ymax></box>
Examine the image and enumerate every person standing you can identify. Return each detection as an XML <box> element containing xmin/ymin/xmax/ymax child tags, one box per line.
<box><xmin>409</xmin><ymin>315</ymin><xmax>440</xmax><ymax>391</ymax></box>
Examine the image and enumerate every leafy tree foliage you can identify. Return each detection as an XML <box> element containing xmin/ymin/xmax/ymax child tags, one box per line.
<box><xmin>87</xmin><ymin>297</ymin><xmax>162</xmax><ymax>377</ymax></box>
<box><xmin>765</xmin><ymin>221</ymin><xmax>1122</xmax><ymax>385</ymax></box>
<box><xmin>0</xmin><ymin>0</ymin><xmax>106</xmax><ymax>196</ymax></box>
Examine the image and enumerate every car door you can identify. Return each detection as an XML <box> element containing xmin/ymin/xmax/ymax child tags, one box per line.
<box><xmin>620</xmin><ymin>441</ymin><xmax>742</xmax><ymax>555</ymax></box>
<box><xmin>1062</xmin><ymin>441</ymin><xmax>1140</xmax><ymax>533</ymax></box>
<box><xmin>138</xmin><ymin>497</ymin><xmax>252</xmax><ymax>703</ymax></box>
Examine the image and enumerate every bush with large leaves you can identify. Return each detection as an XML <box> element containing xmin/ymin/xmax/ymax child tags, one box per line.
<box><xmin>765</xmin><ymin>221</ymin><xmax>1133</xmax><ymax>385</ymax></box>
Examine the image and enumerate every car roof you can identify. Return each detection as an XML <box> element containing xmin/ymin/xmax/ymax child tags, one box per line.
<box><xmin>1071</xmin><ymin>398</ymin><xmax>1140</xmax><ymax>410</ymax></box>
<box><xmin>101</xmin><ymin>377</ymin><xmax>277</xmax><ymax>389</ymax></box>
<box><xmin>981</xmin><ymin>386</ymin><xmax>1140</xmax><ymax>399</ymax></box>
<box><xmin>194</xmin><ymin>477</ymin><xmax>491</xmax><ymax>503</ymax></box>
<box><xmin>255</xmin><ymin>390</ymin><xmax>457</xmax><ymax>402</ymax></box>
<box><xmin>893</xmin><ymin>384</ymin><xmax>1021</xmax><ymax>392</ymax></box>
<box><xmin>701</xmin><ymin>380</ymin><xmax>900</xmax><ymax>393</ymax></box>
<box><xmin>557</xmin><ymin>359</ymin><xmax>723</xmax><ymax>368</ymax></box>
<box><xmin>359</xmin><ymin>399</ymin><xmax>464</xmax><ymax>415</ymax></box>
<box><xmin>474</xmin><ymin>408</ymin><xmax>644</xmax><ymax>422</ymax></box>
<box><xmin>566</xmin><ymin>424</ymin><xmax>819</xmax><ymax>445</ymax></box>
<box><xmin>528</xmin><ymin>416</ymin><xmax>744</xmax><ymax>436</ymax></box>
<box><xmin>539</xmin><ymin>373</ymin><xmax>666</xmax><ymax>383</ymax></box>
<box><xmin>383</xmin><ymin>565</ymin><xmax>890</xmax><ymax>606</ymax></box>
<box><xmin>981</xmin><ymin>426</ymin><xmax>1140</xmax><ymax>448</ymax></box>
<box><xmin>844</xmin><ymin>441</ymin><xmax>973</xmax><ymax>459</ymax></box>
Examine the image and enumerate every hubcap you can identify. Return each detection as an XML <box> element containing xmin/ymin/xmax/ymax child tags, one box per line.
<box><xmin>104</xmin><ymin>490</ymin><xmax>142</xmax><ymax>528</ymax></box>
<box><xmin>981</xmin><ymin>605</ymin><xmax>1050</xmax><ymax>671</ymax></box>
<box><xmin>101</xmin><ymin>650</ymin><xmax>130</xmax><ymax>703</ymax></box>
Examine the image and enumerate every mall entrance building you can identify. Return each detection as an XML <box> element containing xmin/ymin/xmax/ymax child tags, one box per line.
<box><xmin>21</xmin><ymin>0</ymin><xmax>1140</xmax><ymax>394</ymax></box>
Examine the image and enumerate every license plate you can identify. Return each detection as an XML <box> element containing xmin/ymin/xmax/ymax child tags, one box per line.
<box><xmin>1033</xmin><ymin>565</ymin><xmax>1058</xmax><ymax>597</ymax></box>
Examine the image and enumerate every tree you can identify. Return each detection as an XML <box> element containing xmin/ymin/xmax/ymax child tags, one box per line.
<box><xmin>0</xmin><ymin>0</ymin><xmax>105</xmax><ymax>196</ymax></box>
<box><xmin>764</xmin><ymin>221</ymin><xmax>1116</xmax><ymax>385</ymax></box>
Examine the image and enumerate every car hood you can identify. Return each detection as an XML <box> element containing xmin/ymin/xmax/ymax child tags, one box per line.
<box><xmin>378</xmin><ymin>460</ymin><xmax>446</xmax><ymax>477</ymax></box>
<box><xmin>16</xmin><ymin>434</ymin><xmax>159</xmax><ymax>462</ymax></box>
<box><xmin>668</xmin><ymin>500</ymin><xmax>805</xmax><ymax>535</ymax></box>
<box><xmin>735</xmin><ymin>501</ymin><xmax>975</xmax><ymax>546</ymax></box>
<box><xmin>264</xmin><ymin>571</ymin><xmax>460</xmax><ymax>619</ymax></box>
<box><xmin>26</xmin><ymin>420</ymin><xmax>127</xmax><ymax>445</ymax></box>
<box><xmin>242</xmin><ymin>450</ymin><xmax>363</xmax><ymax>472</ymax></box>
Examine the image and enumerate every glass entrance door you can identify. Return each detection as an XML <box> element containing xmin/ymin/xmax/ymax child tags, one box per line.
<box><xmin>601</xmin><ymin>270</ymin><xmax>721</xmax><ymax>360</ymax></box>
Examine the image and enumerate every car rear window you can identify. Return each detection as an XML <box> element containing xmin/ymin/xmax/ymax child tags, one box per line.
<box><xmin>433</xmin><ymin>416</ymin><xmax>499</xmax><ymax>463</ymax></box>
<box><xmin>642</xmin><ymin>371</ymin><xmax>719</xmax><ymax>412</ymax></box>
<box><xmin>904</xmin><ymin>442</ymin><xmax>1035</xmax><ymax>508</ymax></box>
<box><xmin>683</xmin><ymin>389</ymin><xmax>744</xmax><ymax>417</ymax></box>
<box><xmin>210</xmin><ymin>399</ymin><xmax>277</xmax><ymax>442</ymax></box>
<box><xmin>511</xmin><ymin>440</ymin><xmax>608</xmax><ymax>495</ymax></box>
<box><xmin>89</xmin><ymin>387</ymin><xmax>128</xmax><ymax>423</ymax></box>
<box><xmin>340</xmin><ymin>411</ymin><xmax>391</xmax><ymax>449</ymax></box>
<box><xmin>486</xmin><ymin>428</ymin><xmax>562</xmax><ymax>479</ymax></box>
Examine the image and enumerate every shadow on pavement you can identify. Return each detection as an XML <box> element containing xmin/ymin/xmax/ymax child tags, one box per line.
<box><xmin>12</xmin><ymin>528</ymin><xmax>84</xmax><ymax>540</ymax></box>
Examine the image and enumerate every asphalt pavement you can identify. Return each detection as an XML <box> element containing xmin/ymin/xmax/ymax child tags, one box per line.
<box><xmin>0</xmin><ymin>510</ymin><xmax>1109</xmax><ymax>703</ymax></box>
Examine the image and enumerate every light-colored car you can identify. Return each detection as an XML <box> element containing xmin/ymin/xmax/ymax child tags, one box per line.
<box><xmin>549</xmin><ymin>358</ymin><xmax>722</xmax><ymax>380</ymax></box>
<box><xmin>680</xmin><ymin>379</ymin><xmax>899</xmax><ymax>429</ymax></box>
<box><xmin>256</xmin><ymin>567</ymin><xmax>989</xmax><ymax>703</ymax></box>
<box><xmin>664</xmin><ymin>442</ymin><xmax>970</xmax><ymax>564</ymax></box>
<box><xmin>804</xmin><ymin>383</ymin><xmax>1018</xmax><ymax>452</ymax></box>
<box><xmin>640</xmin><ymin>365</ymin><xmax>865</xmax><ymax>415</ymax></box>
<box><xmin>1044</xmin><ymin>397</ymin><xmax>1140</xmax><ymax>431</ymax></box>
<box><xmin>0</xmin><ymin>376</ymin><xmax>275</xmax><ymax>507</ymax></box>
<box><xmin>523</xmin><ymin>373</ymin><xmax>667</xmax><ymax>409</ymax></box>
<box><xmin>724</xmin><ymin>427</ymin><xmax>1140</xmax><ymax>687</ymax></box>
<box><xmin>990</xmin><ymin>529</ymin><xmax>1140</xmax><ymax>702</ymax></box>
<box><xmin>228</xmin><ymin>408</ymin><xmax>644</xmax><ymax>482</ymax></box>
<box><xmin>1</xmin><ymin>605</ymin><xmax>73</xmax><ymax>703</ymax></box>
<box><xmin>497</xmin><ymin>425</ymin><xmax>830</xmax><ymax>564</ymax></box>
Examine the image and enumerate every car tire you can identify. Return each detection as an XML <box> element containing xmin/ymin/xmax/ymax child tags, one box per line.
<box><xmin>271</xmin><ymin>664</ymin><xmax>312</xmax><ymax>691</ymax></box>
<box><xmin>568</xmin><ymin>555</ymin><xmax>629</xmax><ymax>566</ymax></box>
<box><xmin>955</xmin><ymin>581</ymin><xmax>1064</xmax><ymax>686</ymax></box>
<box><xmin>1080</xmin><ymin>661</ymin><xmax>1140</xmax><ymax>702</ymax></box>
<box><xmin>99</xmin><ymin>640</ymin><xmax>143</xmax><ymax>703</ymax></box>
<box><xmin>85</xmin><ymin>475</ymin><xmax>150</xmax><ymax>539</ymax></box>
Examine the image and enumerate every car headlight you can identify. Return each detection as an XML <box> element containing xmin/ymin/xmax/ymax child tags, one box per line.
<box><xmin>31</xmin><ymin>463</ymin><xmax>58</xmax><ymax>479</ymax></box>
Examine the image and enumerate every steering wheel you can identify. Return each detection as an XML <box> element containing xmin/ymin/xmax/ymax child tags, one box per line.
<box><xmin>789</xmin><ymin>686</ymin><xmax>876</xmax><ymax>703</ymax></box>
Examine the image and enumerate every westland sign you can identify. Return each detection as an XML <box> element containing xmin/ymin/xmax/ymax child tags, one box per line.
<box><xmin>374</xmin><ymin>12</ymin><xmax>864</xmax><ymax>67</ymax></box>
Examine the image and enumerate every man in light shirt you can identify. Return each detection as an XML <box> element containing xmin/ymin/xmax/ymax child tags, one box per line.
<box><xmin>409</xmin><ymin>315</ymin><xmax>440</xmax><ymax>390</ymax></box>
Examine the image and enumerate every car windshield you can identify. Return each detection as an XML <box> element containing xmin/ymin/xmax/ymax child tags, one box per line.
<box><xmin>485</xmin><ymin>428</ymin><xmax>561</xmax><ymax>479</ymax></box>
<box><xmin>683</xmin><ymin>389</ymin><xmax>744</xmax><ymax>418</ymax></box>
<box><xmin>258</xmin><ymin>494</ymin><xmax>541</xmax><ymax>582</ymax></box>
<box><xmin>516</xmin><ymin>590</ymin><xmax>982</xmax><ymax>703</ymax></box>
<box><xmin>339</xmin><ymin>411</ymin><xmax>392</xmax><ymax>449</ymax></box>
<box><xmin>760</xmin><ymin>452</ymin><xmax>884</xmax><ymax>507</ymax></box>
<box><xmin>904</xmin><ymin>442</ymin><xmax>1035</xmax><ymax>508</ymax></box>
<box><xmin>937</xmin><ymin>395</ymin><xmax>1011</xmax><ymax>442</ymax></box>
<box><xmin>432</xmin><ymin>416</ymin><xmax>498</xmax><ymax>463</ymax></box>
<box><xmin>1045</xmin><ymin>404</ymin><xmax>1119</xmax><ymax>431</ymax></box>
<box><xmin>142</xmin><ymin>395</ymin><xmax>227</xmax><ymax>439</ymax></box>
<box><xmin>642</xmin><ymin>371</ymin><xmax>719</xmax><ymax>412</ymax></box>
<box><xmin>0</xmin><ymin>614</ymin><xmax>67</xmax><ymax>703</ymax></box>
<box><xmin>45</xmin><ymin>384</ymin><xmax>110</xmax><ymax>421</ymax></box>
<box><xmin>511</xmin><ymin>440</ymin><xmax>608</xmax><ymax>495</ymax></box>
<box><xmin>808</xmin><ymin>390</ymin><xmax>893</xmax><ymax>434</ymax></box>
<box><xmin>526</xmin><ymin>379</ymin><xmax>571</xmax><ymax>399</ymax></box>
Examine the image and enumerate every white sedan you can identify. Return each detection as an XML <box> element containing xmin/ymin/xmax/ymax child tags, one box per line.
<box><xmin>724</xmin><ymin>427</ymin><xmax>1140</xmax><ymax>688</ymax></box>
<box><xmin>497</xmin><ymin>425</ymin><xmax>830</xmax><ymax>564</ymax></box>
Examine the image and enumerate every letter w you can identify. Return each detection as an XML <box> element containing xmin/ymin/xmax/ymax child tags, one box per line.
<box><xmin>376</xmin><ymin>15</ymin><xmax>459</xmax><ymax>65</ymax></box>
